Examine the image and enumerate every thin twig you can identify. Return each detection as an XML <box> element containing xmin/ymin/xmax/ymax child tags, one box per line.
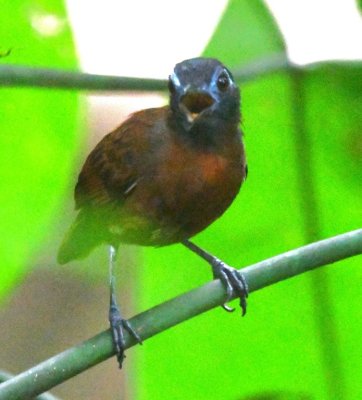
<box><xmin>232</xmin><ymin>52</ymin><xmax>292</xmax><ymax>82</ymax></box>
<box><xmin>0</xmin><ymin>229</ymin><xmax>361</xmax><ymax>400</ymax></box>
<box><xmin>0</xmin><ymin>53</ymin><xmax>293</xmax><ymax>92</ymax></box>
<box><xmin>1</xmin><ymin>56</ymin><xmax>361</xmax><ymax>92</ymax></box>
<box><xmin>290</xmin><ymin>68</ymin><xmax>346</xmax><ymax>399</ymax></box>
<box><xmin>0</xmin><ymin>65</ymin><xmax>167</xmax><ymax>91</ymax></box>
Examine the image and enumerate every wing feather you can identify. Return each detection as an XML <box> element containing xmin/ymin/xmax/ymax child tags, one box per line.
<box><xmin>75</xmin><ymin>114</ymin><xmax>144</xmax><ymax>209</ymax></box>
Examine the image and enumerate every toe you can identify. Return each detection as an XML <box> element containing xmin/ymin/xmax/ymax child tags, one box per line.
<box><xmin>123</xmin><ymin>319</ymin><xmax>143</xmax><ymax>345</ymax></box>
<box><xmin>111</xmin><ymin>323</ymin><xmax>126</xmax><ymax>369</ymax></box>
<box><xmin>212</xmin><ymin>260</ymin><xmax>249</xmax><ymax>316</ymax></box>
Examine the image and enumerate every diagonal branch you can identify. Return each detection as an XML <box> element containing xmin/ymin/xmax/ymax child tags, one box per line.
<box><xmin>0</xmin><ymin>371</ymin><xmax>60</xmax><ymax>400</ymax></box>
<box><xmin>0</xmin><ymin>228</ymin><xmax>361</xmax><ymax>400</ymax></box>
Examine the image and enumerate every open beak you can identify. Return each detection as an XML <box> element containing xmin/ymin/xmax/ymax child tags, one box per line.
<box><xmin>180</xmin><ymin>91</ymin><xmax>214</xmax><ymax>123</ymax></box>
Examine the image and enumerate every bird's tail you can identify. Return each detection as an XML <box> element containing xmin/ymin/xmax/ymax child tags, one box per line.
<box><xmin>57</xmin><ymin>209</ymin><xmax>103</xmax><ymax>265</ymax></box>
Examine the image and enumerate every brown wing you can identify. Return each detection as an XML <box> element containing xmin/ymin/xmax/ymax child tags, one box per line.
<box><xmin>74</xmin><ymin>107</ymin><xmax>167</xmax><ymax>209</ymax></box>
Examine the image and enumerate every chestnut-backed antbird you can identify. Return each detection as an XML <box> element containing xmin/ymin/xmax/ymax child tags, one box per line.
<box><xmin>58</xmin><ymin>57</ymin><xmax>249</xmax><ymax>368</ymax></box>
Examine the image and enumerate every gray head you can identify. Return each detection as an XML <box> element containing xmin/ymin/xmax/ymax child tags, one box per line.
<box><xmin>168</xmin><ymin>57</ymin><xmax>241</xmax><ymax>132</ymax></box>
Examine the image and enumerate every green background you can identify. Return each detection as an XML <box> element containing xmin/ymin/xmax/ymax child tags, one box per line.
<box><xmin>0</xmin><ymin>0</ymin><xmax>82</xmax><ymax>298</ymax></box>
<box><xmin>0</xmin><ymin>1</ymin><xmax>361</xmax><ymax>399</ymax></box>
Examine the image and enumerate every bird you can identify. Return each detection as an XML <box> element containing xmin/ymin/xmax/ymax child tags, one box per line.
<box><xmin>58</xmin><ymin>57</ymin><xmax>249</xmax><ymax>368</ymax></box>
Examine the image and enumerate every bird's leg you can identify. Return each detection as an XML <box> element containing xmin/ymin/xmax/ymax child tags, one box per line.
<box><xmin>182</xmin><ymin>240</ymin><xmax>248</xmax><ymax>316</ymax></box>
<box><xmin>108</xmin><ymin>245</ymin><xmax>142</xmax><ymax>369</ymax></box>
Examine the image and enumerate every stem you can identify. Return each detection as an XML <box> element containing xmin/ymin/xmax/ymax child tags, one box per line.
<box><xmin>0</xmin><ymin>58</ymin><xmax>360</xmax><ymax>93</ymax></box>
<box><xmin>290</xmin><ymin>68</ymin><xmax>346</xmax><ymax>399</ymax></box>
<box><xmin>0</xmin><ymin>229</ymin><xmax>361</xmax><ymax>400</ymax></box>
<box><xmin>0</xmin><ymin>65</ymin><xmax>167</xmax><ymax>92</ymax></box>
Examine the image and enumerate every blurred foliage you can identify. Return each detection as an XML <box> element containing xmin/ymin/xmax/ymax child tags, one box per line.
<box><xmin>357</xmin><ymin>0</ymin><xmax>362</xmax><ymax>14</ymax></box>
<box><xmin>0</xmin><ymin>49</ymin><xmax>13</xmax><ymax>58</ymax></box>
<box><xmin>0</xmin><ymin>0</ymin><xmax>82</xmax><ymax>299</ymax></box>
<box><xmin>0</xmin><ymin>0</ymin><xmax>361</xmax><ymax>399</ymax></box>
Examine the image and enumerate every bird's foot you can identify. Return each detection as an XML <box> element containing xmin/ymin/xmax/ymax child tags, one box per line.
<box><xmin>109</xmin><ymin>303</ymin><xmax>142</xmax><ymax>369</ymax></box>
<box><xmin>211</xmin><ymin>259</ymin><xmax>249</xmax><ymax>316</ymax></box>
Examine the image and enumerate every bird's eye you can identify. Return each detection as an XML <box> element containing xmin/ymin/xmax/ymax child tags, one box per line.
<box><xmin>168</xmin><ymin>78</ymin><xmax>176</xmax><ymax>94</ymax></box>
<box><xmin>216</xmin><ymin>71</ymin><xmax>230</xmax><ymax>91</ymax></box>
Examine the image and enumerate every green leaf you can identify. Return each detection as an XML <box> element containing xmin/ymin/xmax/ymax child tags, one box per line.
<box><xmin>138</xmin><ymin>1</ymin><xmax>362</xmax><ymax>400</ymax></box>
<box><xmin>301</xmin><ymin>63</ymin><xmax>362</xmax><ymax>399</ymax></box>
<box><xmin>204</xmin><ymin>0</ymin><xmax>285</xmax><ymax>65</ymax></box>
<box><xmin>0</xmin><ymin>0</ymin><xmax>81</xmax><ymax>299</ymax></box>
<box><xmin>356</xmin><ymin>0</ymin><xmax>362</xmax><ymax>14</ymax></box>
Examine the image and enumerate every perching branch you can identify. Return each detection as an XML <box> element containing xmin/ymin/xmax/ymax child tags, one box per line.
<box><xmin>0</xmin><ymin>229</ymin><xmax>361</xmax><ymax>400</ymax></box>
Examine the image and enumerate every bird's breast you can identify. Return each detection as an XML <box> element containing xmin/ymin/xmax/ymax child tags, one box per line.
<box><xmin>116</xmin><ymin>114</ymin><xmax>246</xmax><ymax>245</ymax></box>
<box><xmin>137</xmin><ymin>142</ymin><xmax>244</xmax><ymax>242</ymax></box>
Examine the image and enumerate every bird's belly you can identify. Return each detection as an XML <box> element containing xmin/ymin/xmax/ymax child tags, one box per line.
<box><xmin>119</xmin><ymin>156</ymin><xmax>243</xmax><ymax>246</ymax></box>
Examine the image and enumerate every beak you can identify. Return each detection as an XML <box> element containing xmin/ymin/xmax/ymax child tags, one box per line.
<box><xmin>180</xmin><ymin>91</ymin><xmax>215</xmax><ymax>123</ymax></box>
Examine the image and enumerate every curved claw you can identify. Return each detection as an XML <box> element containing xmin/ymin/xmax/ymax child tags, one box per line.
<box><xmin>109</xmin><ymin>303</ymin><xmax>142</xmax><ymax>369</ymax></box>
<box><xmin>110</xmin><ymin>317</ymin><xmax>143</xmax><ymax>368</ymax></box>
<box><xmin>110</xmin><ymin>318</ymin><xmax>126</xmax><ymax>367</ymax></box>
<box><xmin>222</xmin><ymin>303</ymin><xmax>235</xmax><ymax>312</ymax></box>
<box><xmin>212</xmin><ymin>259</ymin><xmax>249</xmax><ymax>316</ymax></box>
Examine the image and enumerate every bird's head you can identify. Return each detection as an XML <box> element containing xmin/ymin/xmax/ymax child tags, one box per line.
<box><xmin>168</xmin><ymin>58</ymin><xmax>241</xmax><ymax>132</ymax></box>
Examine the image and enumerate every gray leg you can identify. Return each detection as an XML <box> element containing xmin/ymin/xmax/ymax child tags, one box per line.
<box><xmin>182</xmin><ymin>240</ymin><xmax>248</xmax><ymax>316</ymax></box>
<box><xmin>108</xmin><ymin>245</ymin><xmax>142</xmax><ymax>369</ymax></box>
